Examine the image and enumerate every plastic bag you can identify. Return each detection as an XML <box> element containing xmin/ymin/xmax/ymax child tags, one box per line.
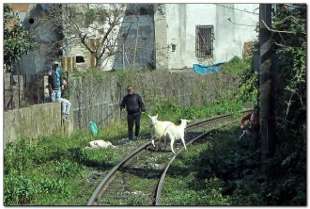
<box><xmin>88</xmin><ymin>121</ymin><xmax>98</xmax><ymax>137</ymax></box>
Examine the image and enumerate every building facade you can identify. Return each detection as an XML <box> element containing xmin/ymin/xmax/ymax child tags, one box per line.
<box><xmin>8</xmin><ymin>3</ymin><xmax>258</xmax><ymax>74</ymax></box>
<box><xmin>154</xmin><ymin>4</ymin><xmax>259</xmax><ymax>70</ymax></box>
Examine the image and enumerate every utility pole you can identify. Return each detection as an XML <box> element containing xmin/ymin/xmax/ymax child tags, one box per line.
<box><xmin>259</xmin><ymin>4</ymin><xmax>274</xmax><ymax>165</ymax></box>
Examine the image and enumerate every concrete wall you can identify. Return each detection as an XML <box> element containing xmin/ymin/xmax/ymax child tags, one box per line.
<box><xmin>4</xmin><ymin>103</ymin><xmax>73</xmax><ymax>145</ymax></box>
<box><xmin>112</xmin><ymin>4</ymin><xmax>155</xmax><ymax>70</ymax></box>
<box><xmin>154</xmin><ymin>4</ymin><xmax>168</xmax><ymax>69</ymax></box>
<box><xmin>11</xmin><ymin>4</ymin><xmax>62</xmax><ymax>78</ymax></box>
<box><xmin>4</xmin><ymin>73</ymin><xmax>25</xmax><ymax>110</ymax></box>
<box><xmin>4</xmin><ymin>70</ymin><xmax>239</xmax><ymax>144</ymax></box>
<box><xmin>68</xmin><ymin>70</ymin><xmax>239</xmax><ymax>129</ymax></box>
<box><xmin>158</xmin><ymin>4</ymin><xmax>258</xmax><ymax>69</ymax></box>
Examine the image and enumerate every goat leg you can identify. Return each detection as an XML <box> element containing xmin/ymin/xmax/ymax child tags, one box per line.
<box><xmin>181</xmin><ymin>136</ymin><xmax>187</xmax><ymax>151</ymax></box>
<box><xmin>170</xmin><ymin>140</ymin><xmax>176</xmax><ymax>154</ymax></box>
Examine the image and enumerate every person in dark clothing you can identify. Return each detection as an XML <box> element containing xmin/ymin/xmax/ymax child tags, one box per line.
<box><xmin>48</xmin><ymin>61</ymin><xmax>62</xmax><ymax>102</ymax></box>
<box><xmin>120</xmin><ymin>86</ymin><xmax>146</xmax><ymax>140</ymax></box>
<box><xmin>239</xmin><ymin>106</ymin><xmax>259</xmax><ymax>147</ymax></box>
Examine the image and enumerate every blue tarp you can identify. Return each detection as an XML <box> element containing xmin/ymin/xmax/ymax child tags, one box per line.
<box><xmin>192</xmin><ymin>62</ymin><xmax>224</xmax><ymax>75</ymax></box>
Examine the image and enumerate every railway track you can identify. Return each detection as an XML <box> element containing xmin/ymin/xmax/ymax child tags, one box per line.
<box><xmin>87</xmin><ymin>109</ymin><xmax>252</xmax><ymax>206</ymax></box>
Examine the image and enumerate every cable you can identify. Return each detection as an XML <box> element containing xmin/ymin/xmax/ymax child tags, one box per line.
<box><xmin>214</xmin><ymin>4</ymin><xmax>259</xmax><ymax>16</ymax></box>
<box><xmin>227</xmin><ymin>18</ymin><xmax>257</xmax><ymax>27</ymax></box>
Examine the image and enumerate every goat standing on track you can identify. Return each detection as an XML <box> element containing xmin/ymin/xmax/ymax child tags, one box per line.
<box><xmin>164</xmin><ymin>119</ymin><xmax>190</xmax><ymax>154</ymax></box>
<box><xmin>148</xmin><ymin>114</ymin><xmax>174</xmax><ymax>149</ymax></box>
<box><xmin>148</xmin><ymin>114</ymin><xmax>190</xmax><ymax>154</ymax></box>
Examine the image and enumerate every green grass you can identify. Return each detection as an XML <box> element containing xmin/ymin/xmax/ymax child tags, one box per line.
<box><xmin>4</xmin><ymin>130</ymin><xmax>121</xmax><ymax>205</ymax></box>
<box><xmin>4</xmin><ymin>97</ymin><xmax>249</xmax><ymax>205</ymax></box>
<box><xmin>221</xmin><ymin>56</ymin><xmax>251</xmax><ymax>76</ymax></box>
<box><xmin>150</xmin><ymin>98</ymin><xmax>248</xmax><ymax>124</ymax></box>
<box><xmin>160</xmin><ymin>125</ymin><xmax>262</xmax><ymax>206</ymax></box>
<box><xmin>4</xmin><ymin>66</ymin><xmax>251</xmax><ymax>205</ymax></box>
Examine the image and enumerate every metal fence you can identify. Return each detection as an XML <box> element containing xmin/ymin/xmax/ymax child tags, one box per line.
<box><xmin>4</xmin><ymin>72</ymin><xmax>46</xmax><ymax>111</ymax></box>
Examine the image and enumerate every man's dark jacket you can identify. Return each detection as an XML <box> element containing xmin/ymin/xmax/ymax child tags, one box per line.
<box><xmin>120</xmin><ymin>93</ymin><xmax>145</xmax><ymax>114</ymax></box>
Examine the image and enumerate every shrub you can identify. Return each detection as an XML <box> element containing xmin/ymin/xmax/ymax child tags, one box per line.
<box><xmin>4</xmin><ymin>174</ymin><xmax>37</xmax><ymax>205</ymax></box>
<box><xmin>55</xmin><ymin>160</ymin><xmax>81</xmax><ymax>178</ymax></box>
<box><xmin>38</xmin><ymin>178</ymin><xmax>69</xmax><ymax>196</ymax></box>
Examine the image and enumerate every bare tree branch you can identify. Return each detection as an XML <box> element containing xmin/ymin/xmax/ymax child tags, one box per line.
<box><xmin>261</xmin><ymin>20</ymin><xmax>306</xmax><ymax>35</ymax></box>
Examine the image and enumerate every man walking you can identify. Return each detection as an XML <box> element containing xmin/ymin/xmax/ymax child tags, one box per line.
<box><xmin>120</xmin><ymin>86</ymin><xmax>145</xmax><ymax>140</ymax></box>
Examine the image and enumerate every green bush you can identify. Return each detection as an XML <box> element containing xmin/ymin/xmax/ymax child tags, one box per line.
<box><xmin>222</xmin><ymin>56</ymin><xmax>251</xmax><ymax>76</ymax></box>
<box><xmin>38</xmin><ymin>178</ymin><xmax>69</xmax><ymax>196</ymax></box>
<box><xmin>4</xmin><ymin>139</ymin><xmax>35</xmax><ymax>174</ymax></box>
<box><xmin>70</xmin><ymin>147</ymin><xmax>118</xmax><ymax>167</ymax></box>
<box><xmin>4</xmin><ymin>174</ymin><xmax>37</xmax><ymax>205</ymax></box>
<box><xmin>151</xmin><ymin>98</ymin><xmax>244</xmax><ymax>123</ymax></box>
<box><xmin>55</xmin><ymin>160</ymin><xmax>81</xmax><ymax>178</ymax></box>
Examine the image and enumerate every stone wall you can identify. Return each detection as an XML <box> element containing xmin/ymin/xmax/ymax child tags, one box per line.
<box><xmin>4</xmin><ymin>103</ymin><xmax>73</xmax><ymax>146</ymax></box>
<box><xmin>68</xmin><ymin>70</ymin><xmax>239</xmax><ymax>129</ymax></box>
<box><xmin>4</xmin><ymin>70</ymin><xmax>239</xmax><ymax>144</ymax></box>
<box><xmin>4</xmin><ymin>73</ymin><xmax>25</xmax><ymax>110</ymax></box>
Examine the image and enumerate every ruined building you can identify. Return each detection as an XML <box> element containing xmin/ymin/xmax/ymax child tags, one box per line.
<box><xmin>9</xmin><ymin>3</ymin><xmax>258</xmax><ymax>74</ymax></box>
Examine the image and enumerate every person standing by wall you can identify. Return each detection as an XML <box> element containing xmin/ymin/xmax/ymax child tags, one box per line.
<box><xmin>48</xmin><ymin>61</ymin><xmax>62</xmax><ymax>102</ymax></box>
<box><xmin>59</xmin><ymin>78</ymin><xmax>71</xmax><ymax>120</ymax></box>
<box><xmin>48</xmin><ymin>61</ymin><xmax>71</xmax><ymax>120</ymax></box>
<box><xmin>120</xmin><ymin>86</ymin><xmax>146</xmax><ymax>140</ymax></box>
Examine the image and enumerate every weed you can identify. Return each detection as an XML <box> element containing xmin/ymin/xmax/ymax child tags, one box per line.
<box><xmin>39</xmin><ymin>178</ymin><xmax>69</xmax><ymax>196</ymax></box>
<box><xmin>55</xmin><ymin>160</ymin><xmax>81</xmax><ymax>178</ymax></box>
<box><xmin>4</xmin><ymin>89</ymin><xmax>248</xmax><ymax>205</ymax></box>
<box><xmin>4</xmin><ymin>174</ymin><xmax>36</xmax><ymax>205</ymax></box>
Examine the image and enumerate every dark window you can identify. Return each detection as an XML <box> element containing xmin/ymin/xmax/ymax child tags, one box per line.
<box><xmin>195</xmin><ymin>25</ymin><xmax>214</xmax><ymax>58</ymax></box>
<box><xmin>171</xmin><ymin>44</ymin><xmax>176</xmax><ymax>52</ymax></box>
<box><xmin>76</xmin><ymin>56</ymin><xmax>85</xmax><ymax>63</ymax></box>
<box><xmin>140</xmin><ymin>8</ymin><xmax>147</xmax><ymax>15</ymax></box>
<box><xmin>28</xmin><ymin>18</ymin><xmax>35</xmax><ymax>24</ymax></box>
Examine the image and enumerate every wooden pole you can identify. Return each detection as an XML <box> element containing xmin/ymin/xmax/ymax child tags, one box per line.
<box><xmin>122</xmin><ymin>42</ymin><xmax>125</xmax><ymax>70</ymax></box>
<box><xmin>259</xmin><ymin>4</ymin><xmax>274</xmax><ymax>163</ymax></box>
<box><xmin>133</xmin><ymin>17</ymin><xmax>139</xmax><ymax>66</ymax></box>
<box><xmin>89</xmin><ymin>39</ymin><xmax>97</xmax><ymax>68</ymax></box>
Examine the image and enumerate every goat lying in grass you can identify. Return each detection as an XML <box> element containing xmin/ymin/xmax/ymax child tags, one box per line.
<box><xmin>86</xmin><ymin>140</ymin><xmax>116</xmax><ymax>149</ymax></box>
<box><xmin>148</xmin><ymin>114</ymin><xmax>190</xmax><ymax>154</ymax></box>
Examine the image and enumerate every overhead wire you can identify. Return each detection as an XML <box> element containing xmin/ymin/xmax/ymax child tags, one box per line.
<box><xmin>213</xmin><ymin>4</ymin><xmax>259</xmax><ymax>16</ymax></box>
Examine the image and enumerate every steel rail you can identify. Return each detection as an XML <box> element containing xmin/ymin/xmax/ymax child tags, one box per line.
<box><xmin>187</xmin><ymin>108</ymin><xmax>252</xmax><ymax>129</ymax></box>
<box><xmin>154</xmin><ymin>109</ymin><xmax>253</xmax><ymax>205</ymax></box>
<box><xmin>87</xmin><ymin>142</ymin><xmax>151</xmax><ymax>205</ymax></box>
<box><xmin>153</xmin><ymin>131</ymin><xmax>209</xmax><ymax>205</ymax></box>
<box><xmin>87</xmin><ymin>109</ymin><xmax>253</xmax><ymax>205</ymax></box>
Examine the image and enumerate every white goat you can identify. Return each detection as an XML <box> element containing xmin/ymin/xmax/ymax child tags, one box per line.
<box><xmin>148</xmin><ymin>114</ymin><xmax>190</xmax><ymax>154</ymax></box>
<box><xmin>147</xmin><ymin>114</ymin><xmax>174</xmax><ymax>149</ymax></box>
<box><xmin>86</xmin><ymin>140</ymin><xmax>116</xmax><ymax>149</ymax></box>
<box><xmin>165</xmin><ymin>119</ymin><xmax>190</xmax><ymax>154</ymax></box>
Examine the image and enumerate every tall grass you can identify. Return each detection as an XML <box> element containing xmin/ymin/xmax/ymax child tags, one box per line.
<box><xmin>4</xmin><ymin>95</ymin><xmax>246</xmax><ymax>205</ymax></box>
<box><xmin>4</xmin><ymin>57</ymin><xmax>253</xmax><ymax>205</ymax></box>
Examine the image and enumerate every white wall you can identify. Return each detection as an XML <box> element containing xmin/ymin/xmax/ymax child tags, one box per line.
<box><xmin>164</xmin><ymin>4</ymin><xmax>258</xmax><ymax>69</ymax></box>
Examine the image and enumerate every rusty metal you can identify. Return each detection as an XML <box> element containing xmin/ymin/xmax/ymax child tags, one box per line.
<box><xmin>87</xmin><ymin>141</ymin><xmax>151</xmax><ymax>205</ymax></box>
<box><xmin>154</xmin><ymin>131</ymin><xmax>208</xmax><ymax>205</ymax></box>
<box><xmin>87</xmin><ymin>109</ymin><xmax>253</xmax><ymax>205</ymax></box>
<box><xmin>154</xmin><ymin>109</ymin><xmax>253</xmax><ymax>205</ymax></box>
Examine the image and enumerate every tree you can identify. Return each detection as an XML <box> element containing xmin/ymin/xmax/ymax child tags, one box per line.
<box><xmin>46</xmin><ymin>4</ymin><xmax>125</xmax><ymax>68</ymax></box>
<box><xmin>4</xmin><ymin>4</ymin><xmax>34</xmax><ymax>72</ymax></box>
<box><xmin>260</xmin><ymin>4</ymin><xmax>306</xmax><ymax>204</ymax></box>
